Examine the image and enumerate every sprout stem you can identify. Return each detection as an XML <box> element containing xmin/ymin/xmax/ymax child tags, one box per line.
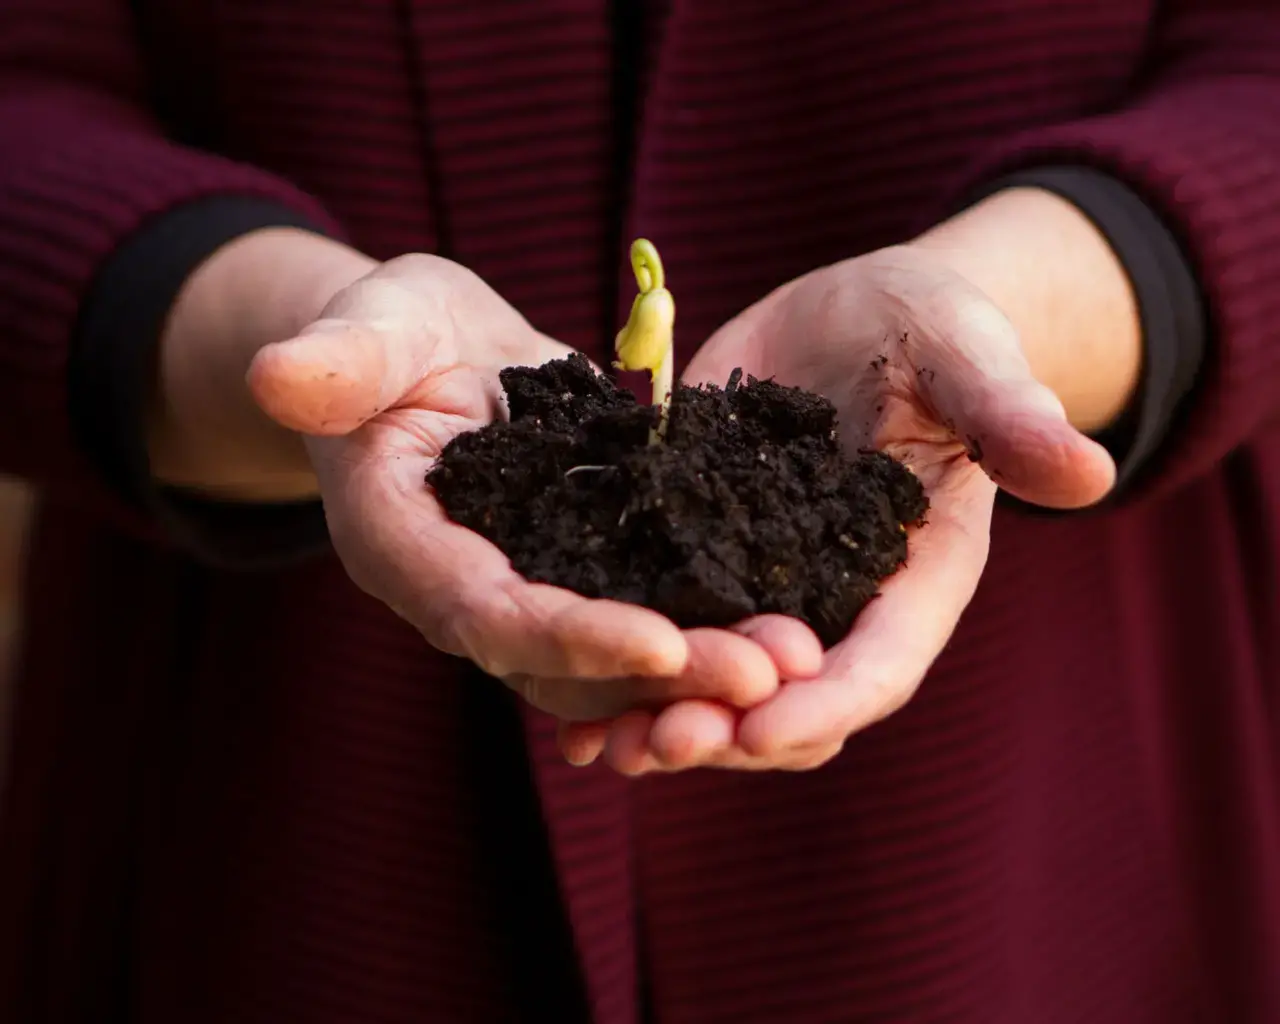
<box><xmin>650</xmin><ymin>347</ymin><xmax>673</xmax><ymax>438</ymax></box>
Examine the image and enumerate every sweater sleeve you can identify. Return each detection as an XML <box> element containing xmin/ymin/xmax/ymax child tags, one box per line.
<box><xmin>0</xmin><ymin>0</ymin><xmax>343</xmax><ymax>523</ymax></box>
<box><xmin>942</xmin><ymin>0</ymin><xmax>1280</xmax><ymax>503</ymax></box>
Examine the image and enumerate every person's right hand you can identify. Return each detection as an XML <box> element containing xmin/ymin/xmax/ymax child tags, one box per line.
<box><xmin>246</xmin><ymin>252</ymin><xmax>817</xmax><ymax>723</ymax></box>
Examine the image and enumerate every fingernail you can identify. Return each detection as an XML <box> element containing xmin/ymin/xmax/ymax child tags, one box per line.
<box><xmin>687</xmin><ymin>740</ymin><xmax>729</xmax><ymax>766</ymax></box>
<box><xmin>624</xmin><ymin>754</ymin><xmax>662</xmax><ymax>777</ymax></box>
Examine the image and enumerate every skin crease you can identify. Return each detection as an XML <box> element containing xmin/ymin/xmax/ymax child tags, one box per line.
<box><xmin>149</xmin><ymin>187</ymin><xmax>1140</xmax><ymax>772</ymax></box>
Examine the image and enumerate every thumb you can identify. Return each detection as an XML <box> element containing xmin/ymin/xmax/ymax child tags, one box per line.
<box><xmin>247</xmin><ymin>318</ymin><xmax>436</xmax><ymax>436</ymax></box>
<box><xmin>959</xmin><ymin>378</ymin><xmax>1116</xmax><ymax>509</ymax></box>
<box><xmin>922</xmin><ymin>302</ymin><xmax>1116</xmax><ymax>510</ymax></box>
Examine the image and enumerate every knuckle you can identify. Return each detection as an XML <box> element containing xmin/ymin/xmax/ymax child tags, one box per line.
<box><xmin>380</xmin><ymin>251</ymin><xmax>452</xmax><ymax>280</ymax></box>
<box><xmin>382</xmin><ymin>253</ymin><xmax>487</xmax><ymax>305</ymax></box>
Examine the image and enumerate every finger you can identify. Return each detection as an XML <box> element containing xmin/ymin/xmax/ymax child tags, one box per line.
<box><xmin>248</xmin><ymin>282</ymin><xmax>571</xmax><ymax>438</ymax></box>
<box><xmin>961</xmin><ymin>387</ymin><xmax>1116</xmax><ymax>509</ymax></box>
<box><xmin>648</xmin><ymin>700</ymin><xmax>737</xmax><ymax>769</ymax></box>
<box><xmin>645</xmin><ymin>701</ymin><xmax>844</xmax><ymax>772</ymax></box>
<box><xmin>679</xmin><ymin>628</ymin><xmax>781</xmax><ymax>704</ymax></box>
<box><xmin>249</xmin><ymin>319</ymin><xmax>436</xmax><ymax>435</ymax></box>
<box><xmin>557</xmin><ymin>720</ymin><xmax>609</xmax><ymax>767</ymax></box>
<box><xmin>455</xmin><ymin>583</ymin><xmax>691</xmax><ymax>685</ymax></box>
<box><xmin>627</xmin><ymin>702</ymin><xmax>843</xmax><ymax>773</ymax></box>
<box><xmin>732</xmin><ymin>615</ymin><xmax>824</xmax><ymax>679</ymax></box>
<box><xmin>736</xmin><ymin>479</ymin><xmax>992</xmax><ymax>756</ymax></box>
<box><xmin>250</xmin><ymin>322</ymin><xmax>570</xmax><ymax>436</ymax></box>
<box><xmin>603</xmin><ymin>711</ymin><xmax>660</xmax><ymax>776</ymax></box>
<box><xmin>912</xmin><ymin>298</ymin><xmax>1116</xmax><ymax>509</ymax></box>
<box><xmin>509</xmin><ymin>627</ymin><xmax>780</xmax><ymax>723</ymax></box>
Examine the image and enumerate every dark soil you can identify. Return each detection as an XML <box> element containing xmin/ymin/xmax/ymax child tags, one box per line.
<box><xmin>428</xmin><ymin>354</ymin><xmax>928</xmax><ymax>648</ymax></box>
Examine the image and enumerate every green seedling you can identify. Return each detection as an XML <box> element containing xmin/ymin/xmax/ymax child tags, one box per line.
<box><xmin>614</xmin><ymin>238</ymin><xmax>676</xmax><ymax>443</ymax></box>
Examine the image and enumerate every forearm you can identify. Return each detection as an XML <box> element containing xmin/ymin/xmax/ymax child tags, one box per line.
<box><xmin>910</xmin><ymin>186</ymin><xmax>1142</xmax><ymax>435</ymax></box>
<box><xmin>149</xmin><ymin>228</ymin><xmax>376</xmax><ymax>500</ymax></box>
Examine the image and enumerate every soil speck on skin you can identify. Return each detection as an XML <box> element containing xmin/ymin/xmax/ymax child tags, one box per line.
<box><xmin>428</xmin><ymin>353</ymin><xmax>929</xmax><ymax>648</ymax></box>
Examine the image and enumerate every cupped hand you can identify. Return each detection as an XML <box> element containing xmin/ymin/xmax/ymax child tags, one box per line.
<box><xmin>247</xmin><ymin>254</ymin><xmax>788</xmax><ymax>720</ymax></box>
<box><xmin>559</xmin><ymin>244</ymin><xmax>1117</xmax><ymax>772</ymax></box>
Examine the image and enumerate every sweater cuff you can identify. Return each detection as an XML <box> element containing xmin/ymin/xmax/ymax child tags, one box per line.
<box><xmin>68</xmin><ymin>196</ymin><xmax>333</xmax><ymax>569</ymax></box>
<box><xmin>963</xmin><ymin>166</ymin><xmax>1207</xmax><ymax>507</ymax></box>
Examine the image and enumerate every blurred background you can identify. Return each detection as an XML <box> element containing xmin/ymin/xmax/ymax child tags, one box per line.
<box><xmin>0</xmin><ymin>474</ymin><xmax>33</xmax><ymax>789</ymax></box>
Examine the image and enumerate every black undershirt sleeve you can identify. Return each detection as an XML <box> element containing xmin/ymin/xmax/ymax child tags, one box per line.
<box><xmin>68</xmin><ymin>196</ymin><xmax>333</xmax><ymax>568</ymax></box>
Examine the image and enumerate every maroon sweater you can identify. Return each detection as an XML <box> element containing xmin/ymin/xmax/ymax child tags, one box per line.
<box><xmin>3</xmin><ymin>1</ymin><xmax>1280</xmax><ymax>1021</ymax></box>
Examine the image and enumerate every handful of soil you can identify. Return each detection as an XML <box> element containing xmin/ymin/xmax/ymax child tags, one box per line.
<box><xmin>428</xmin><ymin>354</ymin><xmax>928</xmax><ymax>648</ymax></box>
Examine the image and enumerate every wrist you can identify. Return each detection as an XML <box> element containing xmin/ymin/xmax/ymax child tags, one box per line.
<box><xmin>909</xmin><ymin>187</ymin><xmax>1141</xmax><ymax>434</ymax></box>
<box><xmin>151</xmin><ymin>227</ymin><xmax>377</xmax><ymax>500</ymax></box>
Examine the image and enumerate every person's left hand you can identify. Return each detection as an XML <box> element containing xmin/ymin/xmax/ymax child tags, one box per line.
<box><xmin>556</xmin><ymin>244</ymin><xmax>1118</xmax><ymax>774</ymax></box>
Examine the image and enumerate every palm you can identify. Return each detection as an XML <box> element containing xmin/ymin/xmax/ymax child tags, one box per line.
<box><xmin>687</xmin><ymin>256</ymin><xmax>1005</xmax><ymax>583</ymax></box>
<box><xmin>287</xmin><ymin>262</ymin><xmax>690</xmax><ymax>693</ymax></box>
